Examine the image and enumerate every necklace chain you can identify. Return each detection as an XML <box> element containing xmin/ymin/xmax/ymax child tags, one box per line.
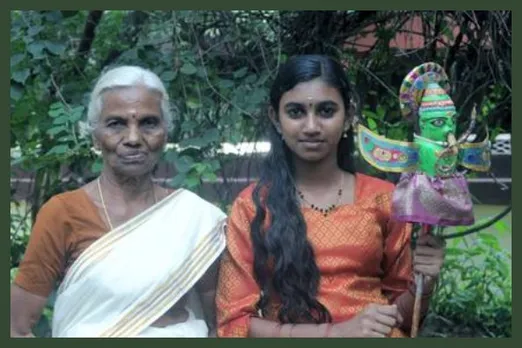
<box><xmin>97</xmin><ymin>176</ymin><xmax>157</xmax><ymax>230</ymax></box>
<box><xmin>297</xmin><ymin>174</ymin><xmax>344</xmax><ymax>217</ymax></box>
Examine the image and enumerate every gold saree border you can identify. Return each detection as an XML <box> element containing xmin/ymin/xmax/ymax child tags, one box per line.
<box><xmin>100</xmin><ymin>220</ymin><xmax>226</xmax><ymax>337</ymax></box>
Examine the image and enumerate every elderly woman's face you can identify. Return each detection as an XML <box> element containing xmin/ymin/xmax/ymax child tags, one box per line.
<box><xmin>94</xmin><ymin>86</ymin><xmax>167</xmax><ymax>178</ymax></box>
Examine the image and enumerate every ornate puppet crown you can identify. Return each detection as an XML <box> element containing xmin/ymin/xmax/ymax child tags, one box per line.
<box><xmin>399</xmin><ymin>62</ymin><xmax>455</xmax><ymax>122</ymax></box>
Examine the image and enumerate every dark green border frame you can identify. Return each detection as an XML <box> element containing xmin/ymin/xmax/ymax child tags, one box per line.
<box><xmin>5</xmin><ymin>2</ymin><xmax>515</xmax><ymax>346</ymax></box>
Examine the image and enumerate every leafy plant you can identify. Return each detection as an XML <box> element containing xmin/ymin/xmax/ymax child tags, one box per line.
<box><xmin>428</xmin><ymin>231</ymin><xmax>512</xmax><ymax>337</ymax></box>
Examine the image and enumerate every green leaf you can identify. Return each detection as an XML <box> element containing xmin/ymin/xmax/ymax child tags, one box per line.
<box><xmin>27</xmin><ymin>25</ymin><xmax>44</xmax><ymax>37</ymax></box>
<box><xmin>27</xmin><ymin>42</ymin><xmax>45</xmax><ymax>59</ymax></box>
<box><xmin>202</xmin><ymin>171</ymin><xmax>218</xmax><ymax>182</ymax></box>
<box><xmin>174</xmin><ymin>155</ymin><xmax>195</xmax><ymax>173</ymax></box>
<box><xmin>163</xmin><ymin>149</ymin><xmax>178</xmax><ymax>163</ymax></box>
<box><xmin>58</xmin><ymin>135</ymin><xmax>74</xmax><ymax>142</ymax></box>
<box><xmin>50</xmin><ymin>102</ymin><xmax>63</xmax><ymax>110</ymax></box>
<box><xmin>218</xmin><ymin>79</ymin><xmax>235</xmax><ymax>89</ymax></box>
<box><xmin>376</xmin><ymin>105</ymin><xmax>386</xmax><ymax>119</ymax></box>
<box><xmin>152</xmin><ymin>66</ymin><xmax>165</xmax><ymax>76</ymax></box>
<box><xmin>186</xmin><ymin>97</ymin><xmax>201</xmax><ymax>110</ymax></box>
<box><xmin>47</xmin><ymin>126</ymin><xmax>67</xmax><ymax>136</ymax></box>
<box><xmin>90</xmin><ymin>159</ymin><xmax>103</xmax><ymax>174</ymax></box>
<box><xmin>233</xmin><ymin>67</ymin><xmax>248</xmax><ymax>79</ymax></box>
<box><xmin>48</xmin><ymin>109</ymin><xmax>63</xmax><ymax>118</ymax></box>
<box><xmin>245</xmin><ymin>73</ymin><xmax>257</xmax><ymax>84</ymax></box>
<box><xmin>170</xmin><ymin>173</ymin><xmax>187</xmax><ymax>187</ymax></box>
<box><xmin>47</xmin><ymin>144</ymin><xmax>69</xmax><ymax>155</ymax></box>
<box><xmin>367</xmin><ymin>118</ymin><xmax>377</xmax><ymax>131</ymax></box>
<box><xmin>11</xmin><ymin>69</ymin><xmax>30</xmax><ymax>85</ymax></box>
<box><xmin>53</xmin><ymin>115</ymin><xmax>70</xmax><ymax>124</ymax></box>
<box><xmin>69</xmin><ymin>106</ymin><xmax>84</xmax><ymax>122</ymax></box>
<box><xmin>22</xmin><ymin>34</ymin><xmax>34</xmax><ymax>45</ymax></box>
<box><xmin>364</xmin><ymin>109</ymin><xmax>377</xmax><ymax>119</ymax></box>
<box><xmin>69</xmin><ymin>113</ymin><xmax>82</xmax><ymax>122</ymax></box>
<box><xmin>10</xmin><ymin>85</ymin><xmax>24</xmax><ymax>101</ymax></box>
<box><xmin>444</xmin><ymin>247</ymin><xmax>462</xmax><ymax>256</ymax></box>
<box><xmin>44</xmin><ymin>41</ymin><xmax>66</xmax><ymax>55</ymax></box>
<box><xmin>181</xmin><ymin>120</ymin><xmax>198</xmax><ymax>132</ymax></box>
<box><xmin>160</xmin><ymin>70</ymin><xmax>177</xmax><ymax>81</ymax></box>
<box><xmin>196</xmin><ymin>67</ymin><xmax>207</xmax><ymax>79</ymax></box>
<box><xmin>203</xmin><ymin>128</ymin><xmax>220</xmax><ymax>143</ymax></box>
<box><xmin>119</xmin><ymin>48</ymin><xmax>138</xmax><ymax>62</ymax></box>
<box><xmin>478</xmin><ymin>233</ymin><xmax>500</xmax><ymax>249</ymax></box>
<box><xmin>10</xmin><ymin>54</ymin><xmax>25</xmax><ymax>68</ymax></box>
<box><xmin>185</xmin><ymin>174</ymin><xmax>200</xmax><ymax>188</ymax></box>
<box><xmin>387</xmin><ymin>127</ymin><xmax>407</xmax><ymax>141</ymax></box>
<box><xmin>441</xmin><ymin>23</ymin><xmax>455</xmax><ymax>41</ymax></box>
<box><xmin>250</xmin><ymin>88</ymin><xmax>266</xmax><ymax>104</ymax></box>
<box><xmin>193</xmin><ymin>163</ymin><xmax>207</xmax><ymax>174</ymax></box>
<box><xmin>209</xmin><ymin>159</ymin><xmax>221</xmax><ymax>171</ymax></box>
<box><xmin>180</xmin><ymin>63</ymin><xmax>197</xmax><ymax>75</ymax></box>
<box><xmin>10</xmin><ymin>267</ymin><xmax>19</xmax><ymax>282</ymax></box>
<box><xmin>493</xmin><ymin>219</ymin><xmax>509</xmax><ymax>235</ymax></box>
<box><xmin>44</xmin><ymin>11</ymin><xmax>64</xmax><ymax>22</ymax></box>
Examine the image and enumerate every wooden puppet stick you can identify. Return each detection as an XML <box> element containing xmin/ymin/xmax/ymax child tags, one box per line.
<box><xmin>410</xmin><ymin>224</ymin><xmax>433</xmax><ymax>337</ymax></box>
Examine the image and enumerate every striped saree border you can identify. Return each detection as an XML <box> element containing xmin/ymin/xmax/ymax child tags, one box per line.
<box><xmin>100</xmin><ymin>220</ymin><xmax>226</xmax><ymax>337</ymax></box>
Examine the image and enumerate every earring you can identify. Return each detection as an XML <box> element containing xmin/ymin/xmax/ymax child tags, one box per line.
<box><xmin>343</xmin><ymin>132</ymin><xmax>348</xmax><ymax>138</ymax></box>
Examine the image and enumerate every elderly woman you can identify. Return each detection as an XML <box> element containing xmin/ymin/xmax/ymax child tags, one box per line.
<box><xmin>10</xmin><ymin>66</ymin><xmax>227</xmax><ymax>337</ymax></box>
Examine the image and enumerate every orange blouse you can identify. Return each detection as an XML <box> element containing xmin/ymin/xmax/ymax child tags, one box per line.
<box><xmin>216</xmin><ymin>173</ymin><xmax>413</xmax><ymax>337</ymax></box>
<box><xmin>14</xmin><ymin>189</ymin><xmax>109</xmax><ymax>297</ymax></box>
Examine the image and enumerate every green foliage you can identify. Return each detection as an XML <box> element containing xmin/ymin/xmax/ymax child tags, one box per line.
<box><xmin>11</xmin><ymin>10</ymin><xmax>510</xmax><ymax>209</ymax></box>
<box><xmin>10</xmin><ymin>202</ymin><xmax>31</xmax><ymax>268</ymax></box>
<box><xmin>429</xmin><ymin>231</ymin><xmax>512</xmax><ymax>337</ymax></box>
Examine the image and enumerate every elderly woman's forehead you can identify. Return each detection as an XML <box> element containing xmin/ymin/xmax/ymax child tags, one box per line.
<box><xmin>98</xmin><ymin>88</ymin><xmax>163</xmax><ymax>120</ymax></box>
<box><xmin>103</xmin><ymin>86</ymin><xmax>162</xmax><ymax>101</ymax></box>
<box><xmin>100</xmin><ymin>87</ymin><xmax>161</xmax><ymax>110</ymax></box>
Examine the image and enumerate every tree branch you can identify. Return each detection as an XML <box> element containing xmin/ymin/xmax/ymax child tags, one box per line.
<box><xmin>77</xmin><ymin>11</ymin><xmax>104</xmax><ymax>60</ymax></box>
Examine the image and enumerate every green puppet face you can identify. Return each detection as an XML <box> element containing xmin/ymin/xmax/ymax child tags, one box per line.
<box><xmin>414</xmin><ymin>82</ymin><xmax>458</xmax><ymax>177</ymax></box>
<box><xmin>418</xmin><ymin>112</ymin><xmax>456</xmax><ymax>142</ymax></box>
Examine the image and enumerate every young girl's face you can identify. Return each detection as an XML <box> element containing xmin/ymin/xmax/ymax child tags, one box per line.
<box><xmin>274</xmin><ymin>78</ymin><xmax>349</xmax><ymax>164</ymax></box>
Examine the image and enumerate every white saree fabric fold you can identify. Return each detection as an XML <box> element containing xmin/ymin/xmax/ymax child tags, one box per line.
<box><xmin>51</xmin><ymin>189</ymin><xmax>226</xmax><ymax>337</ymax></box>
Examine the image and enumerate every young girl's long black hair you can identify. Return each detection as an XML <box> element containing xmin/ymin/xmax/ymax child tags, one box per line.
<box><xmin>251</xmin><ymin>55</ymin><xmax>356</xmax><ymax>323</ymax></box>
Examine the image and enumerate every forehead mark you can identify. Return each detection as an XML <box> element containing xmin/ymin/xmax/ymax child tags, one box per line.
<box><xmin>306</xmin><ymin>96</ymin><xmax>314</xmax><ymax>109</ymax></box>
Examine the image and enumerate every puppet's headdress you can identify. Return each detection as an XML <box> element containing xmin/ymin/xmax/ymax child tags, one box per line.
<box><xmin>399</xmin><ymin>62</ymin><xmax>456</xmax><ymax>122</ymax></box>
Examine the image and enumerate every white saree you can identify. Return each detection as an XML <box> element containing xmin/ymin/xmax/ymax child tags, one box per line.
<box><xmin>51</xmin><ymin>189</ymin><xmax>227</xmax><ymax>337</ymax></box>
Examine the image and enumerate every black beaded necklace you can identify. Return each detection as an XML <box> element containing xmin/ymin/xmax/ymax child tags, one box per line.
<box><xmin>297</xmin><ymin>174</ymin><xmax>344</xmax><ymax>217</ymax></box>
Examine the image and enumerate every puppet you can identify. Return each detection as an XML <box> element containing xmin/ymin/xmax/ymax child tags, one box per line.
<box><xmin>357</xmin><ymin>62</ymin><xmax>491</xmax><ymax>337</ymax></box>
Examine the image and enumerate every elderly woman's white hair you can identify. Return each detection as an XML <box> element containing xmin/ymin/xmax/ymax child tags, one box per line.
<box><xmin>82</xmin><ymin>65</ymin><xmax>173</xmax><ymax>136</ymax></box>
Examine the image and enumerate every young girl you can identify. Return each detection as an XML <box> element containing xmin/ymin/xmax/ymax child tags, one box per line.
<box><xmin>216</xmin><ymin>55</ymin><xmax>444</xmax><ymax>338</ymax></box>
